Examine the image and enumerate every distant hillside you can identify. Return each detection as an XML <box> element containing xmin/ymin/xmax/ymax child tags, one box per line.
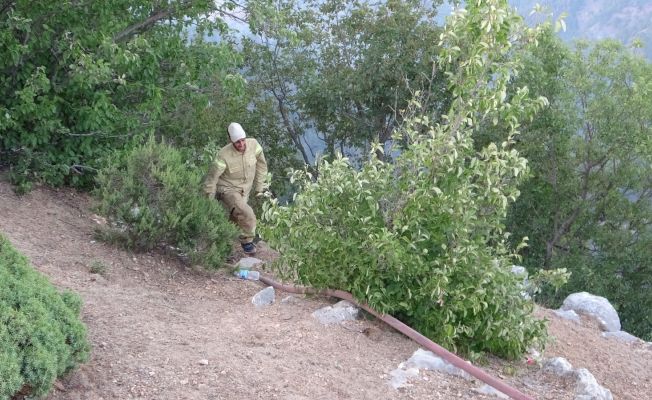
<box><xmin>510</xmin><ymin>0</ymin><xmax>652</xmax><ymax>58</ymax></box>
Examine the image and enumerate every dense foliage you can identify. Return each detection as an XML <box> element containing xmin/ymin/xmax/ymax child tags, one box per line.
<box><xmin>0</xmin><ymin>235</ymin><xmax>89</xmax><ymax>399</ymax></box>
<box><xmin>0</xmin><ymin>0</ymin><xmax>245</xmax><ymax>191</ymax></box>
<box><xmin>262</xmin><ymin>0</ymin><xmax>558</xmax><ymax>358</ymax></box>
<box><xmin>242</xmin><ymin>0</ymin><xmax>448</xmax><ymax>164</ymax></box>
<box><xmin>94</xmin><ymin>139</ymin><xmax>237</xmax><ymax>268</ymax></box>
<box><xmin>492</xmin><ymin>31</ymin><xmax>652</xmax><ymax>340</ymax></box>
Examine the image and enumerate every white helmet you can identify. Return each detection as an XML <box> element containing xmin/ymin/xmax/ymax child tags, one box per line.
<box><xmin>228</xmin><ymin>122</ymin><xmax>246</xmax><ymax>142</ymax></box>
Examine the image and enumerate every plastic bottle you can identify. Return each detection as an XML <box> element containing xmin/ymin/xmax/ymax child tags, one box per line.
<box><xmin>235</xmin><ymin>269</ymin><xmax>260</xmax><ymax>281</ymax></box>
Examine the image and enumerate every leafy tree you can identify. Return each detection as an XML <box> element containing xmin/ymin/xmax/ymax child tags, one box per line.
<box><xmin>298</xmin><ymin>0</ymin><xmax>448</xmax><ymax>159</ymax></box>
<box><xmin>241</xmin><ymin>0</ymin><xmax>448</xmax><ymax>167</ymax></box>
<box><xmin>0</xmin><ymin>0</ymin><xmax>245</xmax><ymax>191</ymax></box>
<box><xmin>262</xmin><ymin>0</ymin><xmax>558</xmax><ymax>358</ymax></box>
<box><xmin>493</xmin><ymin>30</ymin><xmax>652</xmax><ymax>340</ymax></box>
<box><xmin>0</xmin><ymin>234</ymin><xmax>89</xmax><ymax>399</ymax></box>
<box><xmin>241</xmin><ymin>0</ymin><xmax>317</xmax><ymax>166</ymax></box>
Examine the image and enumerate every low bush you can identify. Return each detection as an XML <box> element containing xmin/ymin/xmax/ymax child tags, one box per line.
<box><xmin>0</xmin><ymin>235</ymin><xmax>89</xmax><ymax>399</ymax></box>
<box><xmin>94</xmin><ymin>138</ymin><xmax>237</xmax><ymax>269</ymax></box>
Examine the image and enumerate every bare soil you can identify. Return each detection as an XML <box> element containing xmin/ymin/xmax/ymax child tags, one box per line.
<box><xmin>1</xmin><ymin>178</ymin><xmax>651</xmax><ymax>400</ymax></box>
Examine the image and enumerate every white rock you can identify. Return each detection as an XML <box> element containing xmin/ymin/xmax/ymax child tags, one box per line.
<box><xmin>554</xmin><ymin>309</ymin><xmax>581</xmax><ymax>323</ymax></box>
<box><xmin>574</xmin><ymin>368</ymin><xmax>613</xmax><ymax>400</ymax></box>
<box><xmin>601</xmin><ymin>331</ymin><xmax>640</xmax><ymax>343</ymax></box>
<box><xmin>561</xmin><ymin>292</ymin><xmax>621</xmax><ymax>332</ymax></box>
<box><xmin>198</xmin><ymin>359</ymin><xmax>208</xmax><ymax>366</ymax></box>
<box><xmin>312</xmin><ymin>301</ymin><xmax>359</xmax><ymax>325</ymax></box>
<box><xmin>252</xmin><ymin>286</ymin><xmax>275</xmax><ymax>307</ymax></box>
<box><xmin>405</xmin><ymin>349</ymin><xmax>471</xmax><ymax>380</ymax></box>
<box><xmin>543</xmin><ymin>357</ymin><xmax>573</xmax><ymax>376</ymax></box>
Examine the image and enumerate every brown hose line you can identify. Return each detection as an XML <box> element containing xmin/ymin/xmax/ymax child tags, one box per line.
<box><xmin>258</xmin><ymin>275</ymin><xmax>535</xmax><ymax>400</ymax></box>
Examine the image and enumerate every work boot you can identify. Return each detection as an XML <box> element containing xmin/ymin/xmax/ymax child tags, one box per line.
<box><xmin>241</xmin><ymin>242</ymin><xmax>256</xmax><ymax>255</ymax></box>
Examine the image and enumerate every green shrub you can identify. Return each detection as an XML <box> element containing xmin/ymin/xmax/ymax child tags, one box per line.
<box><xmin>261</xmin><ymin>0</ymin><xmax>556</xmax><ymax>359</ymax></box>
<box><xmin>0</xmin><ymin>235</ymin><xmax>89</xmax><ymax>399</ymax></box>
<box><xmin>94</xmin><ymin>138</ymin><xmax>237</xmax><ymax>269</ymax></box>
<box><xmin>262</xmin><ymin>135</ymin><xmax>547</xmax><ymax>358</ymax></box>
<box><xmin>88</xmin><ymin>260</ymin><xmax>108</xmax><ymax>276</ymax></box>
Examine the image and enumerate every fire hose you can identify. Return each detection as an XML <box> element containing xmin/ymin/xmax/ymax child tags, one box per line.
<box><xmin>258</xmin><ymin>275</ymin><xmax>535</xmax><ymax>400</ymax></box>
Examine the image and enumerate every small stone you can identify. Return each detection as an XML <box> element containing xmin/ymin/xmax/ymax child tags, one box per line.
<box><xmin>312</xmin><ymin>301</ymin><xmax>360</xmax><ymax>325</ymax></box>
<box><xmin>252</xmin><ymin>286</ymin><xmax>275</xmax><ymax>307</ymax></box>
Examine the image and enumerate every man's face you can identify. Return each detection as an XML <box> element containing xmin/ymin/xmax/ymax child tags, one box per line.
<box><xmin>232</xmin><ymin>138</ymin><xmax>246</xmax><ymax>153</ymax></box>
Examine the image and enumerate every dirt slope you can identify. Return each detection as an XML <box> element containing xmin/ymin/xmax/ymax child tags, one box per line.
<box><xmin>1</xmin><ymin>178</ymin><xmax>650</xmax><ymax>400</ymax></box>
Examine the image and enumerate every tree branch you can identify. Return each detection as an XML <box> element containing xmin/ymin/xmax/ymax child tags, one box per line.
<box><xmin>113</xmin><ymin>7</ymin><xmax>174</xmax><ymax>43</ymax></box>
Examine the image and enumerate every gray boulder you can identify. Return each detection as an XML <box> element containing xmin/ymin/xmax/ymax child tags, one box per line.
<box><xmin>252</xmin><ymin>286</ymin><xmax>275</xmax><ymax>307</ymax></box>
<box><xmin>543</xmin><ymin>357</ymin><xmax>613</xmax><ymax>400</ymax></box>
<box><xmin>574</xmin><ymin>368</ymin><xmax>613</xmax><ymax>400</ymax></box>
<box><xmin>561</xmin><ymin>292</ymin><xmax>621</xmax><ymax>332</ymax></box>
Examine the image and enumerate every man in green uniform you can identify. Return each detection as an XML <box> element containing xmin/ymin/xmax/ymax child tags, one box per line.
<box><xmin>203</xmin><ymin>122</ymin><xmax>268</xmax><ymax>255</ymax></box>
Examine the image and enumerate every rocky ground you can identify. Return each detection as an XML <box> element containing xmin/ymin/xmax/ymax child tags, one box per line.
<box><xmin>1</xmin><ymin>178</ymin><xmax>651</xmax><ymax>400</ymax></box>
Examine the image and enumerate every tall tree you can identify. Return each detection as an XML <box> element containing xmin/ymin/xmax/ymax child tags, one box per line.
<box><xmin>241</xmin><ymin>0</ymin><xmax>317</xmax><ymax>166</ymax></box>
<box><xmin>299</xmin><ymin>0</ymin><xmax>447</xmax><ymax>159</ymax></box>
<box><xmin>493</xmin><ymin>30</ymin><xmax>652</xmax><ymax>340</ymax></box>
<box><xmin>241</xmin><ymin>0</ymin><xmax>448</xmax><ymax>166</ymax></box>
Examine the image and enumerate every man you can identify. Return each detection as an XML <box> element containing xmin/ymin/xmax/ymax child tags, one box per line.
<box><xmin>203</xmin><ymin>122</ymin><xmax>268</xmax><ymax>255</ymax></box>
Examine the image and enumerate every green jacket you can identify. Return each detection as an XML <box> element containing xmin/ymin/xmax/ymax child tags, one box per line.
<box><xmin>203</xmin><ymin>138</ymin><xmax>268</xmax><ymax>199</ymax></box>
